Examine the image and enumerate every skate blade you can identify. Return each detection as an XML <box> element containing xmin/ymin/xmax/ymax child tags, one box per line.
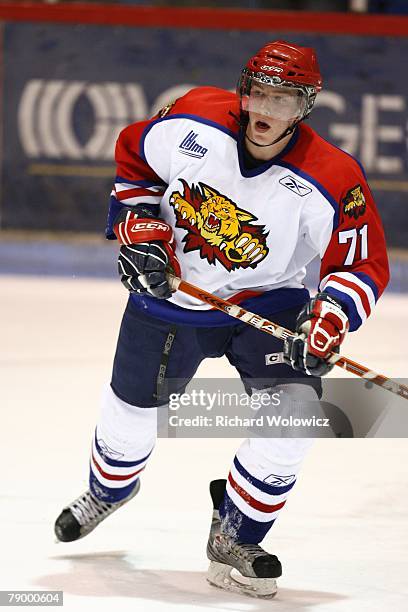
<box><xmin>207</xmin><ymin>561</ymin><xmax>277</xmax><ymax>599</ymax></box>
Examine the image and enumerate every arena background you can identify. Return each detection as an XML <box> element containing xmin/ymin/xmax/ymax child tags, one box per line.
<box><xmin>1</xmin><ymin>4</ymin><xmax>408</xmax><ymax>612</ymax></box>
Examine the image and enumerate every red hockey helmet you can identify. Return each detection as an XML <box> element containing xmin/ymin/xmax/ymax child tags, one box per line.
<box><xmin>238</xmin><ymin>41</ymin><xmax>322</xmax><ymax>122</ymax></box>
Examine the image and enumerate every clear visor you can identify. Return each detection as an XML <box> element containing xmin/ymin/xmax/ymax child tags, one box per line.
<box><xmin>242</xmin><ymin>81</ymin><xmax>306</xmax><ymax>121</ymax></box>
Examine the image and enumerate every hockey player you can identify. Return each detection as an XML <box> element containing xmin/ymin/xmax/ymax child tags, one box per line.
<box><xmin>55</xmin><ymin>41</ymin><xmax>389</xmax><ymax>598</ymax></box>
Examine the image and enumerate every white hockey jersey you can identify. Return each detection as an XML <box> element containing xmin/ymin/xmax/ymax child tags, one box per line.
<box><xmin>106</xmin><ymin>87</ymin><xmax>389</xmax><ymax>331</ymax></box>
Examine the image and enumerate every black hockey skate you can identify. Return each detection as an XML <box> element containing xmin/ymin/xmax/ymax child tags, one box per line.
<box><xmin>206</xmin><ymin>479</ymin><xmax>282</xmax><ymax>599</ymax></box>
<box><xmin>54</xmin><ymin>479</ymin><xmax>140</xmax><ymax>542</ymax></box>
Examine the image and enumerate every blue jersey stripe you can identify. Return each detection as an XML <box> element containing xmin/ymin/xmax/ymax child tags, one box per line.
<box><xmin>94</xmin><ymin>434</ymin><xmax>153</xmax><ymax>468</ymax></box>
<box><xmin>237</xmin><ymin>128</ymin><xmax>300</xmax><ymax>178</ymax></box>
<box><xmin>352</xmin><ymin>271</ymin><xmax>379</xmax><ymax>302</ymax></box>
<box><xmin>233</xmin><ymin>456</ymin><xmax>296</xmax><ymax>496</ymax></box>
<box><xmin>130</xmin><ymin>287</ymin><xmax>309</xmax><ymax>327</ymax></box>
<box><xmin>105</xmin><ymin>195</ymin><xmax>124</xmax><ymax>240</ymax></box>
<box><xmin>140</xmin><ymin>113</ymin><xmax>238</xmax><ymax>163</ymax></box>
<box><xmin>115</xmin><ymin>175</ymin><xmax>166</xmax><ymax>188</ymax></box>
<box><xmin>324</xmin><ymin>286</ymin><xmax>363</xmax><ymax>331</ymax></box>
<box><xmin>89</xmin><ymin>471</ymin><xmax>139</xmax><ymax>504</ymax></box>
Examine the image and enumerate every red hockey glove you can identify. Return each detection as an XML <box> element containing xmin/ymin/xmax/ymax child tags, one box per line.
<box><xmin>114</xmin><ymin>206</ymin><xmax>180</xmax><ymax>299</ymax></box>
<box><xmin>283</xmin><ymin>292</ymin><xmax>349</xmax><ymax>376</ymax></box>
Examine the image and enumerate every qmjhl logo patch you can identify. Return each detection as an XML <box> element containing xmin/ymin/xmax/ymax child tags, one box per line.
<box><xmin>178</xmin><ymin>131</ymin><xmax>208</xmax><ymax>159</ymax></box>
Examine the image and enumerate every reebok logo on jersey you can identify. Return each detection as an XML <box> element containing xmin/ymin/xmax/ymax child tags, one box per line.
<box><xmin>178</xmin><ymin>131</ymin><xmax>208</xmax><ymax>159</ymax></box>
<box><xmin>279</xmin><ymin>175</ymin><xmax>312</xmax><ymax>197</ymax></box>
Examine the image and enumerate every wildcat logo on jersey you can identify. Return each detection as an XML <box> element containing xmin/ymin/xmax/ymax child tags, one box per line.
<box><xmin>169</xmin><ymin>180</ymin><xmax>269</xmax><ymax>271</ymax></box>
<box><xmin>342</xmin><ymin>184</ymin><xmax>366</xmax><ymax>219</ymax></box>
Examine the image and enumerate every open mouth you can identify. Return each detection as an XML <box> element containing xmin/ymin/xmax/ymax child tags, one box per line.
<box><xmin>205</xmin><ymin>212</ymin><xmax>221</xmax><ymax>231</ymax></box>
<box><xmin>255</xmin><ymin>120</ymin><xmax>271</xmax><ymax>132</ymax></box>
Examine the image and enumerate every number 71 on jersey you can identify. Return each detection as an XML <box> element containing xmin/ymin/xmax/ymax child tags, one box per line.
<box><xmin>339</xmin><ymin>224</ymin><xmax>368</xmax><ymax>265</ymax></box>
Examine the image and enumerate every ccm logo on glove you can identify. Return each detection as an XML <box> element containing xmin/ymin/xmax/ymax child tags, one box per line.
<box><xmin>115</xmin><ymin>213</ymin><xmax>173</xmax><ymax>246</ymax></box>
<box><xmin>131</xmin><ymin>221</ymin><xmax>170</xmax><ymax>232</ymax></box>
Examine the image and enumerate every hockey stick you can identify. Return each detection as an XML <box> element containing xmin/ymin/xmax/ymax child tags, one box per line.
<box><xmin>167</xmin><ymin>274</ymin><xmax>408</xmax><ymax>401</ymax></box>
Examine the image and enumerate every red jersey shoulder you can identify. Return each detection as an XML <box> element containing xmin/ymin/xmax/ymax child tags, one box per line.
<box><xmin>116</xmin><ymin>119</ymin><xmax>151</xmax><ymax>156</ymax></box>
<box><xmin>285</xmin><ymin>123</ymin><xmax>367</xmax><ymax>203</ymax></box>
<box><xmin>116</xmin><ymin>87</ymin><xmax>239</xmax><ymax>155</ymax></box>
<box><xmin>159</xmin><ymin>86</ymin><xmax>240</xmax><ymax>133</ymax></box>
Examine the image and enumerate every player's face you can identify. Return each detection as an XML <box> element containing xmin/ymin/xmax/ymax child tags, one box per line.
<box><xmin>244</xmin><ymin>82</ymin><xmax>305</xmax><ymax>146</ymax></box>
<box><xmin>246</xmin><ymin>111</ymin><xmax>291</xmax><ymax>147</ymax></box>
<box><xmin>246</xmin><ymin>82</ymin><xmax>305</xmax><ymax>121</ymax></box>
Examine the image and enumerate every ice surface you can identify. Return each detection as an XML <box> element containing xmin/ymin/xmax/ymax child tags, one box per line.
<box><xmin>1</xmin><ymin>276</ymin><xmax>408</xmax><ymax>611</ymax></box>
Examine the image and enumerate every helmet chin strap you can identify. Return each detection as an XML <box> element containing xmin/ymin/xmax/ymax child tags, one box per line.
<box><xmin>245</xmin><ymin>119</ymin><xmax>299</xmax><ymax>148</ymax></box>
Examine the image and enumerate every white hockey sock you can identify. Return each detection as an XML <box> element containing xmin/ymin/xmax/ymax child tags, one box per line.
<box><xmin>90</xmin><ymin>385</ymin><xmax>158</xmax><ymax>502</ymax></box>
<box><xmin>220</xmin><ymin>384</ymin><xmax>318</xmax><ymax>543</ymax></box>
